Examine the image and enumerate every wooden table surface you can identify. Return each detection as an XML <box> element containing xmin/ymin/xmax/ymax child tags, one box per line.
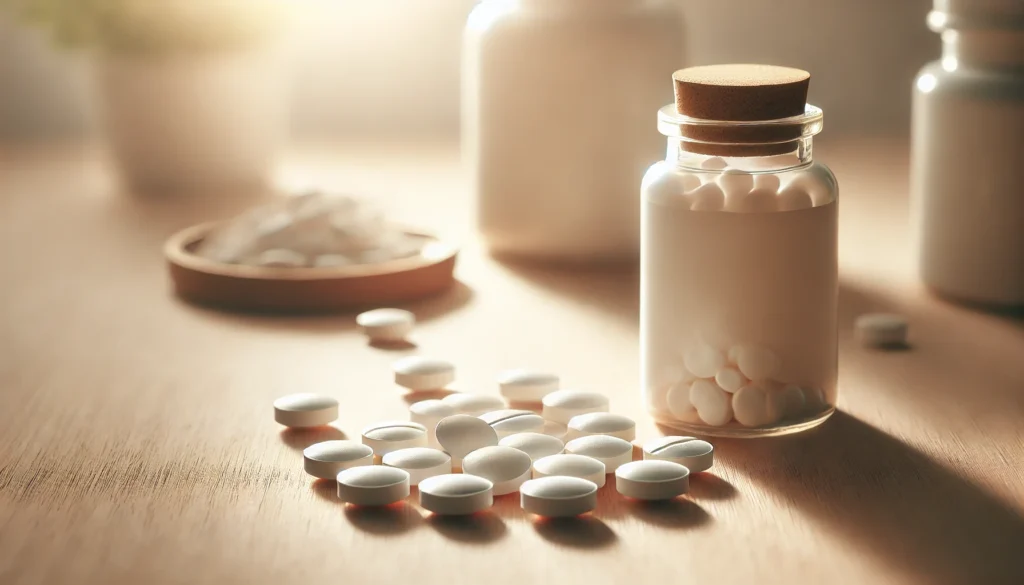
<box><xmin>1</xmin><ymin>138</ymin><xmax>1022</xmax><ymax>585</ymax></box>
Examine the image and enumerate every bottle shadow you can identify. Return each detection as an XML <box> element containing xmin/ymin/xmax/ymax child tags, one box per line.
<box><xmin>715</xmin><ymin>411</ymin><xmax>1024</xmax><ymax>584</ymax></box>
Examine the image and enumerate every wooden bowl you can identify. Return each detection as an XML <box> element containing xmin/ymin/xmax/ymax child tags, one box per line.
<box><xmin>165</xmin><ymin>222</ymin><xmax>458</xmax><ymax>313</ymax></box>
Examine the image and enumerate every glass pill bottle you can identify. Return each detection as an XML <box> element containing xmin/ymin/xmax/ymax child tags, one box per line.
<box><xmin>640</xmin><ymin>65</ymin><xmax>839</xmax><ymax>437</ymax></box>
<box><xmin>463</xmin><ymin>0</ymin><xmax>685</xmax><ymax>261</ymax></box>
<box><xmin>911</xmin><ymin>0</ymin><xmax>1024</xmax><ymax>307</ymax></box>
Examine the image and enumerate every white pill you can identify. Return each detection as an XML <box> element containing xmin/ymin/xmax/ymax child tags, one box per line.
<box><xmin>727</xmin><ymin>345</ymin><xmax>741</xmax><ymax>364</ymax></box>
<box><xmin>732</xmin><ymin>383</ymin><xmax>771</xmax><ymax>427</ymax></box>
<box><xmin>714</xmin><ymin>367</ymin><xmax>746</xmax><ymax>393</ymax></box>
<box><xmin>336</xmin><ymin>466</ymin><xmax>410</xmax><ymax>506</ymax></box>
<box><xmin>418</xmin><ymin>474</ymin><xmax>494</xmax><ymax>516</ymax></box>
<box><xmin>361</xmin><ymin>421</ymin><xmax>428</xmax><ymax>456</ymax></box>
<box><xmin>408</xmin><ymin>399</ymin><xmax>457</xmax><ymax>446</ymax></box>
<box><xmin>666</xmin><ymin>376</ymin><xmax>697</xmax><ymax>419</ymax></box>
<box><xmin>532</xmin><ymin>454</ymin><xmax>606</xmax><ymax>487</ymax></box>
<box><xmin>733</xmin><ymin>345</ymin><xmax>780</xmax><ymax>381</ymax></box>
<box><xmin>690</xmin><ymin>379</ymin><xmax>734</xmax><ymax>426</ymax></box>
<box><xmin>777</xmin><ymin>186</ymin><xmax>814</xmax><ymax>211</ymax></box>
<box><xmin>497</xmin><ymin>369</ymin><xmax>560</xmax><ymax>402</ymax></box>
<box><xmin>788</xmin><ymin>173</ymin><xmax>831</xmax><ymax>206</ymax></box>
<box><xmin>565</xmin><ymin>412</ymin><xmax>636</xmax><ymax>442</ymax></box>
<box><xmin>257</xmin><ymin>248</ymin><xmax>306</xmax><ymax>268</ymax></box>
<box><xmin>479</xmin><ymin>409</ymin><xmax>546</xmax><ymax>438</ymax></box>
<box><xmin>717</xmin><ymin>170</ymin><xmax>754</xmax><ymax>196</ymax></box>
<box><xmin>684</xmin><ymin>342</ymin><xmax>726</xmax><ymax>379</ymax></box>
<box><xmin>499</xmin><ymin>432</ymin><xmax>565</xmax><ymax>462</ymax></box>
<box><xmin>700</xmin><ymin>157</ymin><xmax>729</xmax><ymax>170</ymax></box>
<box><xmin>441</xmin><ymin>393</ymin><xmax>506</xmax><ymax>416</ymax></box>
<box><xmin>680</xmin><ymin>172</ymin><xmax>702</xmax><ymax>193</ymax></box>
<box><xmin>312</xmin><ymin>254</ymin><xmax>352</xmax><ymax>268</ymax></box>
<box><xmin>615</xmin><ymin>460</ymin><xmax>690</xmax><ymax>500</ymax></box>
<box><xmin>392</xmin><ymin>357</ymin><xmax>455</xmax><ymax>391</ymax></box>
<box><xmin>753</xmin><ymin>173</ymin><xmax>781</xmax><ymax>192</ymax></box>
<box><xmin>303</xmin><ymin>440</ymin><xmax>373</xmax><ymax>479</ymax></box>
<box><xmin>382</xmin><ymin>447</ymin><xmax>451</xmax><ymax>485</ymax></box>
<box><xmin>461</xmin><ymin>446</ymin><xmax>533</xmax><ymax>496</ymax></box>
<box><xmin>764</xmin><ymin>385</ymin><xmax>788</xmax><ymax>424</ymax></box>
<box><xmin>642</xmin><ymin>436</ymin><xmax>714</xmax><ymax>472</ymax></box>
<box><xmin>735</xmin><ymin>187</ymin><xmax>779</xmax><ymax>213</ymax></box>
<box><xmin>855</xmin><ymin>313</ymin><xmax>909</xmax><ymax>348</ymax></box>
<box><xmin>541</xmin><ymin>390</ymin><xmax>610</xmax><ymax>425</ymax></box>
<box><xmin>273</xmin><ymin>393</ymin><xmax>339</xmax><ymax>428</ymax></box>
<box><xmin>689</xmin><ymin>182</ymin><xmax>725</xmax><ymax>212</ymax></box>
<box><xmin>541</xmin><ymin>420</ymin><xmax>569</xmax><ymax>440</ymax></box>
<box><xmin>520</xmin><ymin>476</ymin><xmax>598</xmax><ymax>518</ymax></box>
<box><xmin>435</xmin><ymin>414</ymin><xmax>498</xmax><ymax>464</ymax></box>
<box><xmin>564</xmin><ymin>435</ymin><xmax>634</xmax><ymax>472</ymax></box>
<box><xmin>356</xmin><ymin>308</ymin><xmax>415</xmax><ymax>342</ymax></box>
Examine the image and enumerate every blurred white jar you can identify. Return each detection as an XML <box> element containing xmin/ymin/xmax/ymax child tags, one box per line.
<box><xmin>94</xmin><ymin>46</ymin><xmax>288</xmax><ymax>193</ymax></box>
<box><xmin>911</xmin><ymin>0</ymin><xmax>1024</xmax><ymax>307</ymax></box>
<box><xmin>463</xmin><ymin>0</ymin><xmax>685</xmax><ymax>261</ymax></box>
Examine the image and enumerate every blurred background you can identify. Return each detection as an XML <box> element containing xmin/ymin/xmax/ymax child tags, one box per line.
<box><xmin>0</xmin><ymin>0</ymin><xmax>936</xmax><ymax>143</ymax></box>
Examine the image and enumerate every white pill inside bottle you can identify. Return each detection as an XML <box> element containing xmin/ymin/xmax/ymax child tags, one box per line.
<box><xmin>461</xmin><ymin>445</ymin><xmax>533</xmax><ymax>496</ymax></box>
<box><xmin>520</xmin><ymin>476</ymin><xmax>598</xmax><ymax>517</ymax></box>
<box><xmin>732</xmin><ymin>383</ymin><xmax>772</xmax><ymax>427</ymax></box>
<box><xmin>273</xmin><ymin>393</ymin><xmax>339</xmax><ymax>428</ymax></box>
<box><xmin>714</xmin><ymin>367</ymin><xmax>746</xmax><ymax>393</ymax></box>
<box><xmin>361</xmin><ymin>421</ymin><xmax>428</xmax><ymax>456</ymax></box>
<box><xmin>392</xmin><ymin>356</ymin><xmax>456</xmax><ymax>391</ymax></box>
<box><xmin>541</xmin><ymin>390</ymin><xmax>610</xmax><ymax>425</ymax></box>
<box><xmin>418</xmin><ymin>474</ymin><xmax>494</xmax><ymax>516</ymax></box>
<box><xmin>441</xmin><ymin>393</ymin><xmax>506</xmax><ymax>416</ymax></box>
<box><xmin>382</xmin><ymin>447</ymin><xmax>452</xmax><ymax>485</ymax></box>
<box><xmin>690</xmin><ymin>380</ymin><xmax>734</xmax><ymax>427</ymax></box>
<box><xmin>479</xmin><ymin>409</ymin><xmax>546</xmax><ymax>438</ymax></box>
<box><xmin>532</xmin><ymin>453</ymin><xmax>607</xmax><ymax>487</ymax></box>
<box><xmin>499</xmin><ymin>432</ymin><xmax>565</xmax><ymax>462</ymax></box>
<box><xmin>565</xmin><ymin>412</ymin><xmax>636</xmax><ymax>442</ymax></box>
<box><xmin>498</xmin><ymin>369</ymin><xmax>560</xmax><ymax>402</ymax></box>
<box><xmin>356</xmin><ymin>308</ymin><xmax>415</xmax><ymax>342</ymax></box>
<box><xmin>303</xmin><ymin>440</ymin><xmax>374</xmax><ymax>480</ymax></box>
<box><xmin>689</xmin><ymin>183</ymin><xmax>726</xmax><ymax>212</ymax></box>
<box><xmin>642</xmin><ymin>436</ymin><xmax>714</xmax><ymax>472</ymax></box>
<box><xmin>336</xmin><ymin>466</ymin><xmax>410</xmax><ymax>506</ymax></box>
<box><xmin>615</xmin><ymin>460</ymin><xmax>690</xmax><ymax>500</ymax></box>
<box><xmin>732</xmin><ymin>345</ymin><xmax>780</xmax><ymax>381</ymax></box>
<box><xmin>684</xmin><ymin>342</ymin><xmax>726</xmax><ymax>379</ymax></box>
<box><xmin>564</xmin><ymin>435</ymin><xmax>634</xmax><ymax>472</ymax></box>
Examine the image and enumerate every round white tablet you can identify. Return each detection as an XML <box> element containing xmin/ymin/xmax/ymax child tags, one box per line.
<box><xmin>690</xmin><ymin>379</ymin><xmax>733</xmax><ymax>426</ymax></box>
<box><xmin>753</xmin><ymin>173</ymin><xmax>781</xmax><ymax>192</ymax></box>
<box><xmin>336</xmin><ymin>466</ymin><xmax>411</xmax><ymax>506</ymax></box>
<box><xmin>541</xmin><ymin>420</ymin><xmax>568</xmax><ymax>440</ymax></box>
<box><xmin>382</xmin><ymin>447</ymin><xmax>451</xmax><ymax>485</ymax></box>
<box><xmin>615</xmin><ymin>460</ymin><xmax>690</xmax><ymax>500</ymax></box>
<box><xmin>532</xmin><ymin>454</ymin><xmax>606</xmax><ymax>487</ymax></box>
<box><xmin>435</xmin><ymin>414</ymin><xmax>499</xmax><ymax>465</ymax></box>
<box><xmin>479</xmin><ymin>409</ymin><xmax>546</xmax><ymax>438</ymax></box>
<box><xmin>498</xmin><ymin>369</ymin><xmax>560</xmax><ymax>402</ymax></box>
<box><xmin>356</xmin><ymin>308</ymin><xmax>415</xmax><ymax>342</ymax></box>
<box><xmin>461</xmin><ymin>446</ymin><xmax>533</xmax><ymax>496</ymax></box>
<box><xmin>418</xmin><ymin>474</ymin><xmax>494</xmax><ymax>515</ymax></box>
<box><xmin>408</xmin><ymin>399</ymin><xmax>457</xmax><ymax>446</ymax></box>
<box><xmin>564</xmin><ymin>435</ymin><xmax>633</xmax><ymax>472</ymax></box>
<box><xmin>441</xmin><ymin>393</ymin><xmax>506</xmax><ymax>416</ymax></box>
<box><xmin>520</xmin><ymin>476</ymin><xmax>598</xmax><ymax>518</ymax></box>
<box><xmin>855</xmin><ymin>313</ymin><xmax>909</xmax><ymax>348</ymax></box>
<box><xmin>541</xmin><ymin>390</ymin><xmax>610</xmax><ymax>425</ymax></box>
<box><xmin>273</xmin><ymin>393</ymin><xmax>339</xmax><ymax>428</ymax></box>
<box><xmin>642</xmin><ymin>436</ymin><xmax>714</xmax><ymax>472</ymax></box>
<box><xmin>565</xmin><ymin>412</ymin><xmax>636</xmax><ymax>442</ymax></box>
<box><xmin>714</xmin><ymin>367</ymin><xmax>746</xmax><ymax>393</ymax></box>
<box><xmin>690</xmin><ymin>182</ymin><xmax>725</xmax><ymax>211</ymax></box>
<box><xmin>684</xmin><ymin>342</ymin><xmax>726</xmax><ymax>378</ymax></box>
<box><xmin>303</xmin><ymin>440</ymin><xmax>374</xmax><ymax>479</ymax></box>
<box><xmin>392</xmin><ymin>356</ymin><xmax>455</xmax><ymax>391</ymax></box>
<box><xmin>499</xmin><ymin>432</ymin><xmax>564</xmax><ymax>462</ymax></box>
<box><xmin>732</xmin><ymin>345</ymin><xmax>780</xmax><ymax>381</ymax></box>
<box><xmin>361</xmin><ymin>421</ymin><xmax>428</xmax><ymax>456</ymax></box>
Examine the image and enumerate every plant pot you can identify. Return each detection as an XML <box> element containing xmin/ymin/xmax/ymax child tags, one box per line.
<box><xmin>93</xmin><ymin>46</ymin><xmax>288</xmax><ymax>193</ymax></box>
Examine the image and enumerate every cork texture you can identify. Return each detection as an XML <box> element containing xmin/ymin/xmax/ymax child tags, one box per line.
<box><xmin>673</xmin><ymin>64</ymin><xmax>810</xmax><ymax>122</ymax></box>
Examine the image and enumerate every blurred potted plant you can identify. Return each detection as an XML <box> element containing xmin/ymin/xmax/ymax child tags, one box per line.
<box><xmin>3</xmin><ymin>0</ymin><xmax>294</xmax><ymax>192</ymax></box>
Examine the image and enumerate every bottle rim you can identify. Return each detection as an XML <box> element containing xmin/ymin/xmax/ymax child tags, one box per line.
<box><xmin>656</xmin><ymin>103</ymin><xmax>823</xmax><ymax>148</ymax></box>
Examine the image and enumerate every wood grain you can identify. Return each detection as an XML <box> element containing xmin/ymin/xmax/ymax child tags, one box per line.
<box><xmin>1</xmin><ymin>139</ymin><xmax>1022</xmax><ymax>585</ymax></box>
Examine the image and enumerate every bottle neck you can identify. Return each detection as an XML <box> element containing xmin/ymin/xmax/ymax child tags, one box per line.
<box><xmin>666</xmin><ymin>137</ymin><xmax>815</xmax><ymax>173</ymax></box>
<box><xmin>942</xmin><ymin>29</ymin><xmax>1024</xmax><ymax>70</ymax></box>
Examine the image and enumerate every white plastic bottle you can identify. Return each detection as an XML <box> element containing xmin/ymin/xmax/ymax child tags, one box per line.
<box><xmin>463</xmin><ymin>0</ymin><xmax>686</xmax><ymax>261</ymax></box>
<box><xmin>911</xmin><ymin>0</ymin><xmax>1024</xmax><ymax>307</ymax></box>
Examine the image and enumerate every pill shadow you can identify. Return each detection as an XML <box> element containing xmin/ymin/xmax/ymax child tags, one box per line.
<box><xmin>279</xmin><ymin>424</ymin><xmax>346</xmax><ymax>451</ymax></box>
<box><xmin>532</xmin><ymin>516</ymin><xmax>618</xmax><ymax>550</ymax></box>
<box><xmin>343</xmin><ymin>501</ymin><xmax>423</xmax><ymax>536</ymax></box>
<box><xmin>425</xmin><ymin>511</ymin><xmax>508</xmax><ymax>545</ymax></box>
<box><xmin>687</xmin><ymin>473</ymin><xmax>738</xmax><ymax>501</ymax></box>
<box><xmin>623</xmin><ymin>498</ymin><xmax>711</xmax><ymax>530</ymax></box>
<box><xmin>310</xmin><ymin>478</ymin><xmax>339</xmax><ymax>502</ymax></box>
<box><xmin>716</xmin><ymin>411</ymin><xmax>1024</xmax><ymax>584</ymax></box>
<box><xmin>368</xmin><ymin>339</ymin><xmax>418</xmax><ymax>351</ymax></box>
<box><xmin>401</xmin><ymin>388</ymin><xmax>459</xmax><ymax>405</ymax></box>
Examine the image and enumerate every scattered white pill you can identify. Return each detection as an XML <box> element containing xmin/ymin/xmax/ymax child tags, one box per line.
<box><xmin>753</xmin><ymin>173</ymin><xmax>781</xmax><ymax>191</ymax></box>
<box><xmin>356</xmin><ymin>308</ymin><xmax>415</xmax><ymax>342</ymax></box>
<box><xmin>855</xmin><ymin>313</ymin><xmax>909</xmax><ymax>348</ymax></box>
<box><xmin>382</xmin><ymin>447</ymin><xmax>451</xmax><ymax>485</ymax></box>
<box><xmin>257</xmin><ymin>248</ymin><xmax>306</xmax><ymax>268</ymax></box>
<box><xmin>642</xmin><ymin>436</ymin><xmax>714</xmax><ymax>472</ymax></box>
<box><xmin>462</xmin><ymin>446</ymin><xmax>533</xmax><ymax>496</ymax></box>
<box><xmin>336</xmin><ymin>466</ymin><xmax>410</xmax><ymax>506</ymax></box>
<box><xmin>418</xmin><ymin>474</ymin><xmax>494</xmax><ymax>516</ymax></box>
<box><xmin>684</xmin><ymin>342</ymin><xmax>725</xmax><ymax>379</ymax></box>
<box><xmin>273</xmin><ymin>393</ymin><xmax>339</xmax><ymax>428</ymax></box>
<box><xmin>479</xmin><ymin>409</ymin><xmax>546</xmax><ymax>438</ymax></box>
<box><xmin>303</xmin><ymin>440</ymin><xmax>374</xmax><ymax>480</ymax></box>
<box><xmin>564</xmin><ymin>435</ymin><xmax>634</xmax><ymax>472</ymax></box>
<box><xmin>520</xmin><ymin>476</ymin><xmax>598</xmax><ymax>518</ymax></box>
<box><xmin>689</xmin><ymin>182</ymin><xmax>725</xmax><ymax>212</ymax></box>
<box><xmin>541</xmin><ymin>420</ymin><xmax>569</xmax><ymax>440</ymax></box>
<box><xmin>408</xmin><ymin>399</ymin><xmax>457</xmax><ymax>446</ymax></box>
<box><xmin>442</xmin><ymin>393</ymin><xmax>506</xmax><ymax>416</ymax></box>
<box><xmin>541</xmin><ymin>390</ymin><xmax>610</xmax><ymax>425</ymax></box>
<box><xmin>361</xmin><ymin>421</ymin><xmax>428</xmax><ymax>456</ymax></box>
<box><xmin>392</xmin><ymin>357</ymin><xmax>455</xmax><ymax>391</ymax></box>
<box><xmin>732</xmin><ymin>383</ymin><xmax>772</xmax><ymax>427</ymax></box>
<box><xmin>777</xmin><ymin>186</ymin><xmax>814</xmax><ymax>211</ymax></box>
<box><xmin>565</xmin><ymin>412</ymin><xmax>636</xmax><ymax>442</ymax></box>
<box><xmin>690</xmin><ymin>379</ymin><xmax>734</xmax><ymax>426</ymax></box>
<box><xmin>666</xmin><ymin>376</ymin><xmax>697</xmax><ymax>419</ymax></box>
<box><xmin>532</xmin><ymin>454</ymin><xmax>607</xmax><ymax>487</ymax></box>
<box><xmin>700</xmin><ymin>157</ymin><xmax>729</xmax><ymax>170</ymax></box>
<box><xmin>499</xmin><ymin>432</ymin><xmax>565</xmax><ymax>462</ymax></box>
<box><xmin>736</xmin><ymin>187</ymin><xmax>778</xmax><ymax>213</ymax></box>
<box><xmin>497</xmin><ymin>369</ymin><xmax>560</xmax><ymax>402</ymax></box>
<box><xmin>435</xmin><ymin>414</ymin><xmax>499</xmax><ymax>465</ymax></box>
<box><xmin>733</xmin><ymin>345</ymin><xmax>780</xmax><ymax>381</ymax></box>
<box><xmin>714</xmin><ymin>367</ymin><xmax>746</xmax><ymax>393</ymax></box>
<box><xmin>717</xmin><ymin>170</ymin><xmax>754</xmax><ymax>196</ymax></box>
<box><xmin>615</xmin><ymin>460</ymin><xmax>690</xmax><ymax>500</ymax></box>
